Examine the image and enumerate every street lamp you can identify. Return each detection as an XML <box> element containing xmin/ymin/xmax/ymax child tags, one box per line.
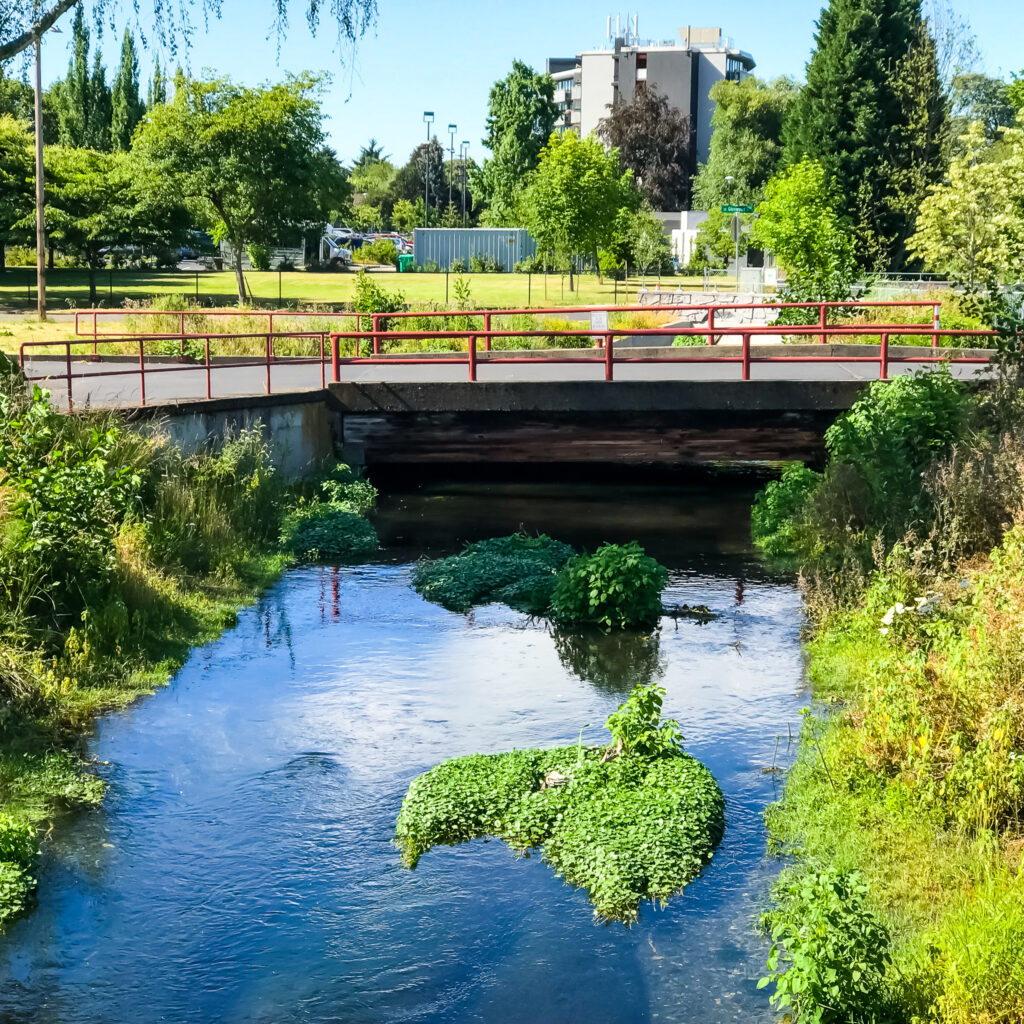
<box><xmin>447</xmin><ymin>123</ymin><xmax>457</xmax><ymax>211</ymax></box>
<box><xmin>423</xmin><ymin>111</ymin><xmax>434</xmax><ymax>228</ymax></box>
<box><xmin>460</xmin><ymin>140</ymin><xmax>470</xmax><ymax>228</ymax></box>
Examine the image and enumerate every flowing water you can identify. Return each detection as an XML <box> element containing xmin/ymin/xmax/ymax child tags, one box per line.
<box><xmin>0</xmin><ymin>477</ymin><xmax>806</xmax><ymax>1024</ymax></box>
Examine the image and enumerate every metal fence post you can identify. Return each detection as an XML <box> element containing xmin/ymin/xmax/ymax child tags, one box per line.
<box><xmin>265</xmin><ymin>333</ymin><xmax>272</xmax><ymax>394</ymax></box>
<box><xmin>932</xmin><ymin>304</ymin><xmax>940</xmax><ymax>349</ymax></box>
<box><xmin>372</xmin><ymin>314</ymin><xmax>380</xmax><ymax>356</ymax></box>
<box><xmin>205</xmin><ymin>337</ymin><xmax>212</xmax><ymax>400</ymax></box>
<box><xmin>138</xmin><ymin>338</ymin><xmax>146</xmax><ymax>407</ymax></box>
<box><xmin>331</xmin><ymin>334</ymin><xmax>340</xmax><ymax>383</ymax></box>
<box><xmin>880</xmin><ymin>332</ymin><xmax>889</xmax><ymax>380</ymax></box>
<box><xmin>484</xmin><ymin>312</ymin><xmax>492</xmax><ymax>352</ymax></box>
<box><xmin>605</xmin><ymin>333</ymin><xmax>614</xmax><ymax>381</ymax></box>
<box><xmin>742</xmin><ymin>332</ymin><xmax>751</xmax><ymax>381</ymax></box>
<box><xmin>818</xmin><ymin>303</ymin><xmax>827</xmax><ymax>344</ymax></box>
<box><xmin>468</xmin><ymin>335</ymin><xmax>477</xmax><ymax>382</ymax></box>
<box><xmin>707</xmin><ymin>306</ymin><xmax>715</xmax><ymax>345</ymax></box>
<box><xmin>65</xmin><ymin>342</ymin><xmax>73</xmax><ymax>412</ymax></box>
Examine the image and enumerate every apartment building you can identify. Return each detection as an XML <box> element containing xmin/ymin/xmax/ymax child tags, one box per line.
<box><xmin>546</xmin><ymin>22</ymin><xmax>755</xmax><ymax>167</ymax></box>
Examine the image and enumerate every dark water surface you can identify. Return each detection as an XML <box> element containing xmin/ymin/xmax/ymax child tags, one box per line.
<box><xmin>0</xmin><ymin>478</ymin><xmax>806</xmax><ymax>1024</ymax></box>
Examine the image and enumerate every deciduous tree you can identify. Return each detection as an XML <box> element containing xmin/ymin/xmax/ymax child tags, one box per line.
<box><xmin>598</xmin><ymin>88</ymin><xmax>694</xmax><ymax>211</ymax></box>
<box><xmin>908</xmin><ymin>121</ymin><xmax>1024</xmax><ymax>290</ymax></box>
<box><xmin>692</xmin><ymin>77</ymin><xmax>798</xmax><ymax>210</ymax></box>
<box><xmin>473</xmin><ymin>61</ymin><xmax>557</xmax><ymax>225</ymax></box>
<box><xmin>0</xmin><ymin>116</ymin><xmax>34</xmax><ymax>270</ymax></box>
<box><xmin>133</xmin><ymin>74</ymin><xmax>345</xmax><ymax>304</ymax></box>
<box><xmin>751</xmin><ymin>158</ymin><xmax>858</xmax><ymax>307</ymax></box>
<box><xmin>520</xmin><ymin>131</ymin><xmax>638</xmax><ymax>289</ymax></box>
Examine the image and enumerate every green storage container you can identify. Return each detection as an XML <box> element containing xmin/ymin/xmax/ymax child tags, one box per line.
<box><xmin>397</xmin><ymin>254</ymin><xmax>414</xmax><ymax>273</ymax></box>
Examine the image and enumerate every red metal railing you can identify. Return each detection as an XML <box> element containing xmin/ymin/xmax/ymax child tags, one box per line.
<box><xmin>20</xmin><ymin>308</ymin><xmax>997</xmax><ymax>413</ymax></box>
<box><xmin>74</xmin><ymin>299</ymin><xmax>946</xmax><ymax>351</ymax></box>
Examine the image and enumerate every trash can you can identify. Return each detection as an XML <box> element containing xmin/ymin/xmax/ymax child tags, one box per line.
<box><xmin>398</xmin><ymin>254</ymin><xmax>414</xmax><ymax>273</ymax></box>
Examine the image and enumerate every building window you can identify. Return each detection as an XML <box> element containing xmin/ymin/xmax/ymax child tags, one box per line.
<box><xmin>726</xmin><ymin>57</ymin><xmax>744</xmax><ymax>82</ymax></box>
<box><xmin>636</xmin><ymin>52</ymin><xmax>647</xmax><ymax>69</ymax></box>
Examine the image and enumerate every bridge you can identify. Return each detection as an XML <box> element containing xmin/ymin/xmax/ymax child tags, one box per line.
<box><xmin>16</xmin><ymin>300</ymin><xmax>996</xmax><ymax>471</ymax></box>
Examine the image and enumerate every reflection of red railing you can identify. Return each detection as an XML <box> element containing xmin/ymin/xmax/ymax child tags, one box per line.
<box><xmin>20</xmin><ymin>315</ymin><xmax>997</xmax><ymax>413</ymax></box>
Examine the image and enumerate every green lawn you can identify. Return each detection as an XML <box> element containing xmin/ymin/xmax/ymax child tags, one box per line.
<box><xmin>0</xmin><ymin>266</ymin><xmax>724</xmax><ymax>312</ymax></box>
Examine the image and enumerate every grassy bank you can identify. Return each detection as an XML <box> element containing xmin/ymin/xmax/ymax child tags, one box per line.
<box><xmin>0</xmin><ymin>360</ymin><xmax>377</xmax><ymax>925</ymax></box>
<box><xmin>752</xmin><ymin>319</ymin><xmax>1024</xmax><ymax>1022</ymax></box>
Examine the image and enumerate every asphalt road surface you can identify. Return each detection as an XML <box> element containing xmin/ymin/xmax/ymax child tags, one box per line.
<box><xmin>23</xmin><ymin>355</ymin><xmax>991</xmax><ymax>409</ymax></box>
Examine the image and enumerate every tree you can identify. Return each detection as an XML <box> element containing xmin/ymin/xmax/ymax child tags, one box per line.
<box><xmin>350</xmin><ymin>159</ymin><xmax>395</xmax><ymax>207</ymax></box>
<box><xmin>473</xmin><ymin>61</ymin><xmax>557</xmax><ymax>224</ymax></box>
<box><xmin>751</xmin><ymin>158</ymin><xmax>858</xmax><ymax>307</ymax></box>
<box><xmin>148</xmin><ymin>57</ymin><xmax>167</xmax><ymax>108</ymax></box>
<box><xmin>111</xmin><ymin>29</ymin><xmax>144</xmax><ymax>151</ymax></box>
<box><xmin>0</xmin><ymin>116</ymin><xmax>34</xmax><ymax>270</ymax></box>
<box><xmin>784</xmin><ymin>0</ymin><xmax>942</xmax><ymax>266</ymax></box>
<box><xmin>907</xmin><ymin>121</ymin><xmax>1024</xmax><ymax>290</ymax></box>
<box><xmin>0</xmin><ymin>0</ymin><xmax>379</xmax><ymax>63</ymax></box>
<box><xmin>693</xmin><ymin>77</ymin><xmax>799</xmax><ymax>210</ymax></box>
<box><xmin>627</xmin><ymin>208</ymin><xmax>670</xmax><ymax>285</ymax></box>
<box><xmin>47</xmin><ymin>7</ymin><xmax>111</xmax><ymax>150</ymax></box>
<box><xmin>133</xmin><ymin>74</ymin><xmax>344</xmax><ymax>304</ymax></box>
<box><xmin>42</xmin><ymin>147</ymin><xmax>129</xmax><ymax>302</ymax></box>
<box><xmin>694</xmin><ymin>209</ymin><xmax>754</xmax><ymax>268</ymax></box>
<box><xmin>391</xmin><ymin>198</ymin><xmax>419</xmax><ymax>233</ymax></box>
<box><xmin>950</xmin><ymin>73</ymin><xmax>1014</xmax><ymax>142</ymax></box>
<box><xmin>353</xmin><ymin>203</ymin><xmax>382</xmax><ymax>231</ymax></box>
<box><xmin>352</xmin><ymin>138</ymin><xmax>388</xmax><ymax>171</ymax></box>
<box><xmin>1009</xmin><ymin>72</ymin><xmax>1024</xmax><ymax>116</ymax></box>
<box><xmin>520</xmin><ymin>131</ymin><xmax>638</xmax><ymax>289</ymax></box>
<box><xmin>598</xmin><ymin>88</ymin><xmax>694</xmax><ymax>211</ymax></box>
<box><xmin>388</xmin><ymin>139</ymin><xmax>445</xmax><ymax>224</ymax></box>
<box><xmin>86</xmin><ymin>54</ymin><xmax>112</xmax><ymax>151</ymax></box>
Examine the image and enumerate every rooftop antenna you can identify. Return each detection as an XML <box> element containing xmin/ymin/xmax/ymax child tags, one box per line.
<box><xmin>633</xmin><ymin>13</ymin><xmax>638</xmax><ymax>38</ymax></box>
<box><xmin>607</xmin><ymin>15</ymin><xmax>611</xmax><ymax>42</ymax></box>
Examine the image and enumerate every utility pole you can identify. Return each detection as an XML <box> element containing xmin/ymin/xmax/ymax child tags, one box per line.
<box><xmin>447</xmin><ymin>123</ymin><xmax>457</xmax><ymax>211</ymax></box>
<box><xmin>33</xmin><ymin>32</ymin><xmax>47</xmax><ymax>321</ymax></box>
<box><xmin>422</xmin><ymin>111</ymin><xmax>434</xmax><ymax>229</ymax></box>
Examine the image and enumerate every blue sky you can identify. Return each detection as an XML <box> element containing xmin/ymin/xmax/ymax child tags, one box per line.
<box><xmin>36</xmin><ymin>0</ymin><xmax>1023</xmax><ymax>166</ymax></box>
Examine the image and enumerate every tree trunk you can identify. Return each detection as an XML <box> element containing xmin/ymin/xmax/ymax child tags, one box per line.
<box><xmin>233</xmin><ymin>247</ymin><xmax>247</xmax><ymax>306</ymax></box>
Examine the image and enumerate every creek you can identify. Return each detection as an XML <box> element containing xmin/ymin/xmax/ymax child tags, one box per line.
<box><xmin>0</xmin><ymin>476</ymin><xmax>806</xmax><ymax>1023</ymax></box>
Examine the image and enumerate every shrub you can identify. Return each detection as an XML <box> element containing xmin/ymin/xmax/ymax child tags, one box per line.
<box><xmin>353</xmin><ymin>238</ymin><xmax>398</xmax><ymax>267</ymax></box>
<box><xmin>449</xmin><ymin>258</ymin><xmax>467</xmax><ymax>273</ymax></box>
<box><xmin>246</xmin><ymin>243</ymin><xmax>273</xmax><ymax>271</ymax></box>
<box><xmin>412</xmin><ymin>533</ymin><xmax>575</xmax><ymax>615</ymax></box>
<box><xmin>751</xmin><ymin>463</ymin><xmax>823</xmax><ymax>558</ymax></box>
<box><xmin>280</xmin><ymin>504</ymin><xmax>379</xmax><ymax>561</ymax></box>
<box><xmin>352</xmin><ymin>270</ymin><xmax>405</xmax><ymax>335</ymax></box>
<box><xmin>759</xmin><ymin>868</ymin><xmax>897</xmax><ymax>1024</ymax></box>
<box><xmin>395</xmin><ymin>684</ymin><xmax>725</xmax><ymax>922</ymax></box>
<box><xmin>549</xmin><ymin>542</ymin><xmax>668</xmax><ymax>630</ymax></box>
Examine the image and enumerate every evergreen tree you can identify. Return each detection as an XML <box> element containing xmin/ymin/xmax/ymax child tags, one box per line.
<box><xmin>111</xmin><ymin>29</ymin><xmax>144</xmax><ymax>151</ymax></box>
<box><xmin>55</xmin><ymin>6</ymin><xmax>91</xmax><ymax>148</ymax></box>
<box><xmin>149</xmin><ymin>57</ymin><xmax>167</xmax><ymax>109</ymax></box>
<box><xmin>86</xmin><ymin>55</ymin><xmax>112</xmax><ymax>151</ymax></box>
<box><xmin>785</xmin><ymin>0</ymin><xmax>943</xmax><ymax>266</ymax></box>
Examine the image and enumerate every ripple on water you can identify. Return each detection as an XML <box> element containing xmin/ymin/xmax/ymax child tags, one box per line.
<box><xmin>0</xmin><ymin>486</ymin><xmax>806</xmax><ymax>1024</ymax></box>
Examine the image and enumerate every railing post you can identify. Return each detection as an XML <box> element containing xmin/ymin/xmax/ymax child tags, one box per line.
<box><xmin>179</xmin><ymin>311</ymin><xmax>185</xmax><ymax>350</ymax></box>
<box><xmin>371</xmin><ymin>313</ymin><xmax>380</xmax><ymax>355</ymax></box>
<box><xmin>320</xmin><ymin>334</ymin><xmax>326</xmax><ymax>389</ymax></box>
<box><xmin>742</xmin><ymin>332</ymin><xmax>751</xmax><ymax>381</ymax></box>
<box><xmin>484</xmin><ymin>311</ymin><xmax>492</xmax><ymax>352</ymax></box>
<box><xmin>932</xmin><ymin>303</ymin><xmax>940</xmax><ymax>349</ymax></box>
<box><xmin>707</xmin><ymin>306</ymin><xmax>715</xmax><ymax>345</ymax></box>
<box><xmin>205</xmin><ymin>336</ymin><xmax>212</xmax><ymax>400</ymax></box>
<box><xmin>819</xmin><ymin>303</ymin><xmax>827</xmax><ymax>344</ymax></box>
<box><xmin>605</xmin><ymin>332</ymin><xmax>614</xmax><ymax>381</ymax></box>
<box><xmin>879</xmin><ymin>332</ymin><xmax>889</xmax><ymax>380</ymax></box>
<box><xmin>265</xmin><ymin>333</ymin><xmax>272</xmax><ymax>394</ymax></box>
<box><xmin>66</xmin><ymin>342</ymin><xmax>73</xmax><ymax>413</ymax></box>
<box><xmin>138</xmin><ymin>338</ymin><xmax>146</xmax><ymax>407</ymax></box>
<box><xmin>92</xmin><ymin>310</ymin><xmax>98</xmax><ymax>356</ymax></box>
<box><xmin>331</xmin><ymin>334</ymin><xmax>340</xmax><ymax>383</ymax></box>
<box><xmin>468</xmin><ymin>335</ymin><xmax>477</xmax><ymax>382</ymax></box>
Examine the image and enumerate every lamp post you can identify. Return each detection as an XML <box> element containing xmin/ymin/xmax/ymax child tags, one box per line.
<box><xmin>422</xmin><ymin>111</ymin><xmax>434</xmax><ymax>228</ymax></box>
<box><xmin>724</xmin><ymin>174</ymin><xmax>740</xmax><ymax>292</ymax></box>
<box><xmin>447</xmin><ymin>123</ymin><xmax>457</xmax><ymax>211</ymax></box>
<box><xmin>460</xmin><ymin>140</ymin><xmax>469</xmax><ymax>228</ymax></box>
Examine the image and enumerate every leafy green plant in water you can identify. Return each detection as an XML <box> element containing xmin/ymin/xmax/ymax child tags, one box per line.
<box><xmin>280</xmin><ymin>505</ymin><xmax>378</xmax><ymax>561</ymax></box>
<box><xmin>549</xmin><ymin>541</ymin><xmax>668</xmax><ymax>630</ymax></box>
<box><xmin>751</xmin><ymin>462</ymin><xmax>823</xmax><ymax>558</ymax></box>
<box><xmin>603</xmin><ymin>683</ymin><xmax>682</xmax><ymax>757</ymax></box>
<box><xmin>395</xmin><ymin>683</ymin><xmax>725</xmax><ymax>923</ymax></box>
<box><xmin>412</xmin><ymin>534</ymin><xmax>575</xmax><ymax>615</ymax></box>
<box><xmin>758</xmin><ymin>868</ymin><xmax>898</xmax><ymax>1024</ymax></box>
<box><xmin>0</xmin><ymin>815</ymin><xmax>37</xmax><ymax>927</ymax></box>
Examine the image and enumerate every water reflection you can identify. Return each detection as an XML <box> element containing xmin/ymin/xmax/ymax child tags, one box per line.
<box><xmin>0</xmin><ymin>480</ymin><xmax>805</xmax><ymax>1024</ymax></box>
<box><xmin>551</xmin><ymin>627</ymin><xmax>665</xmax><ymax>695</ymax></box>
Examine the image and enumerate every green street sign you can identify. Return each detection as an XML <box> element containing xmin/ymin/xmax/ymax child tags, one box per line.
<box><xmin>721</xmin><ymin>205</ymin><xmax>754</xmax><ymax>213</ymax></box>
